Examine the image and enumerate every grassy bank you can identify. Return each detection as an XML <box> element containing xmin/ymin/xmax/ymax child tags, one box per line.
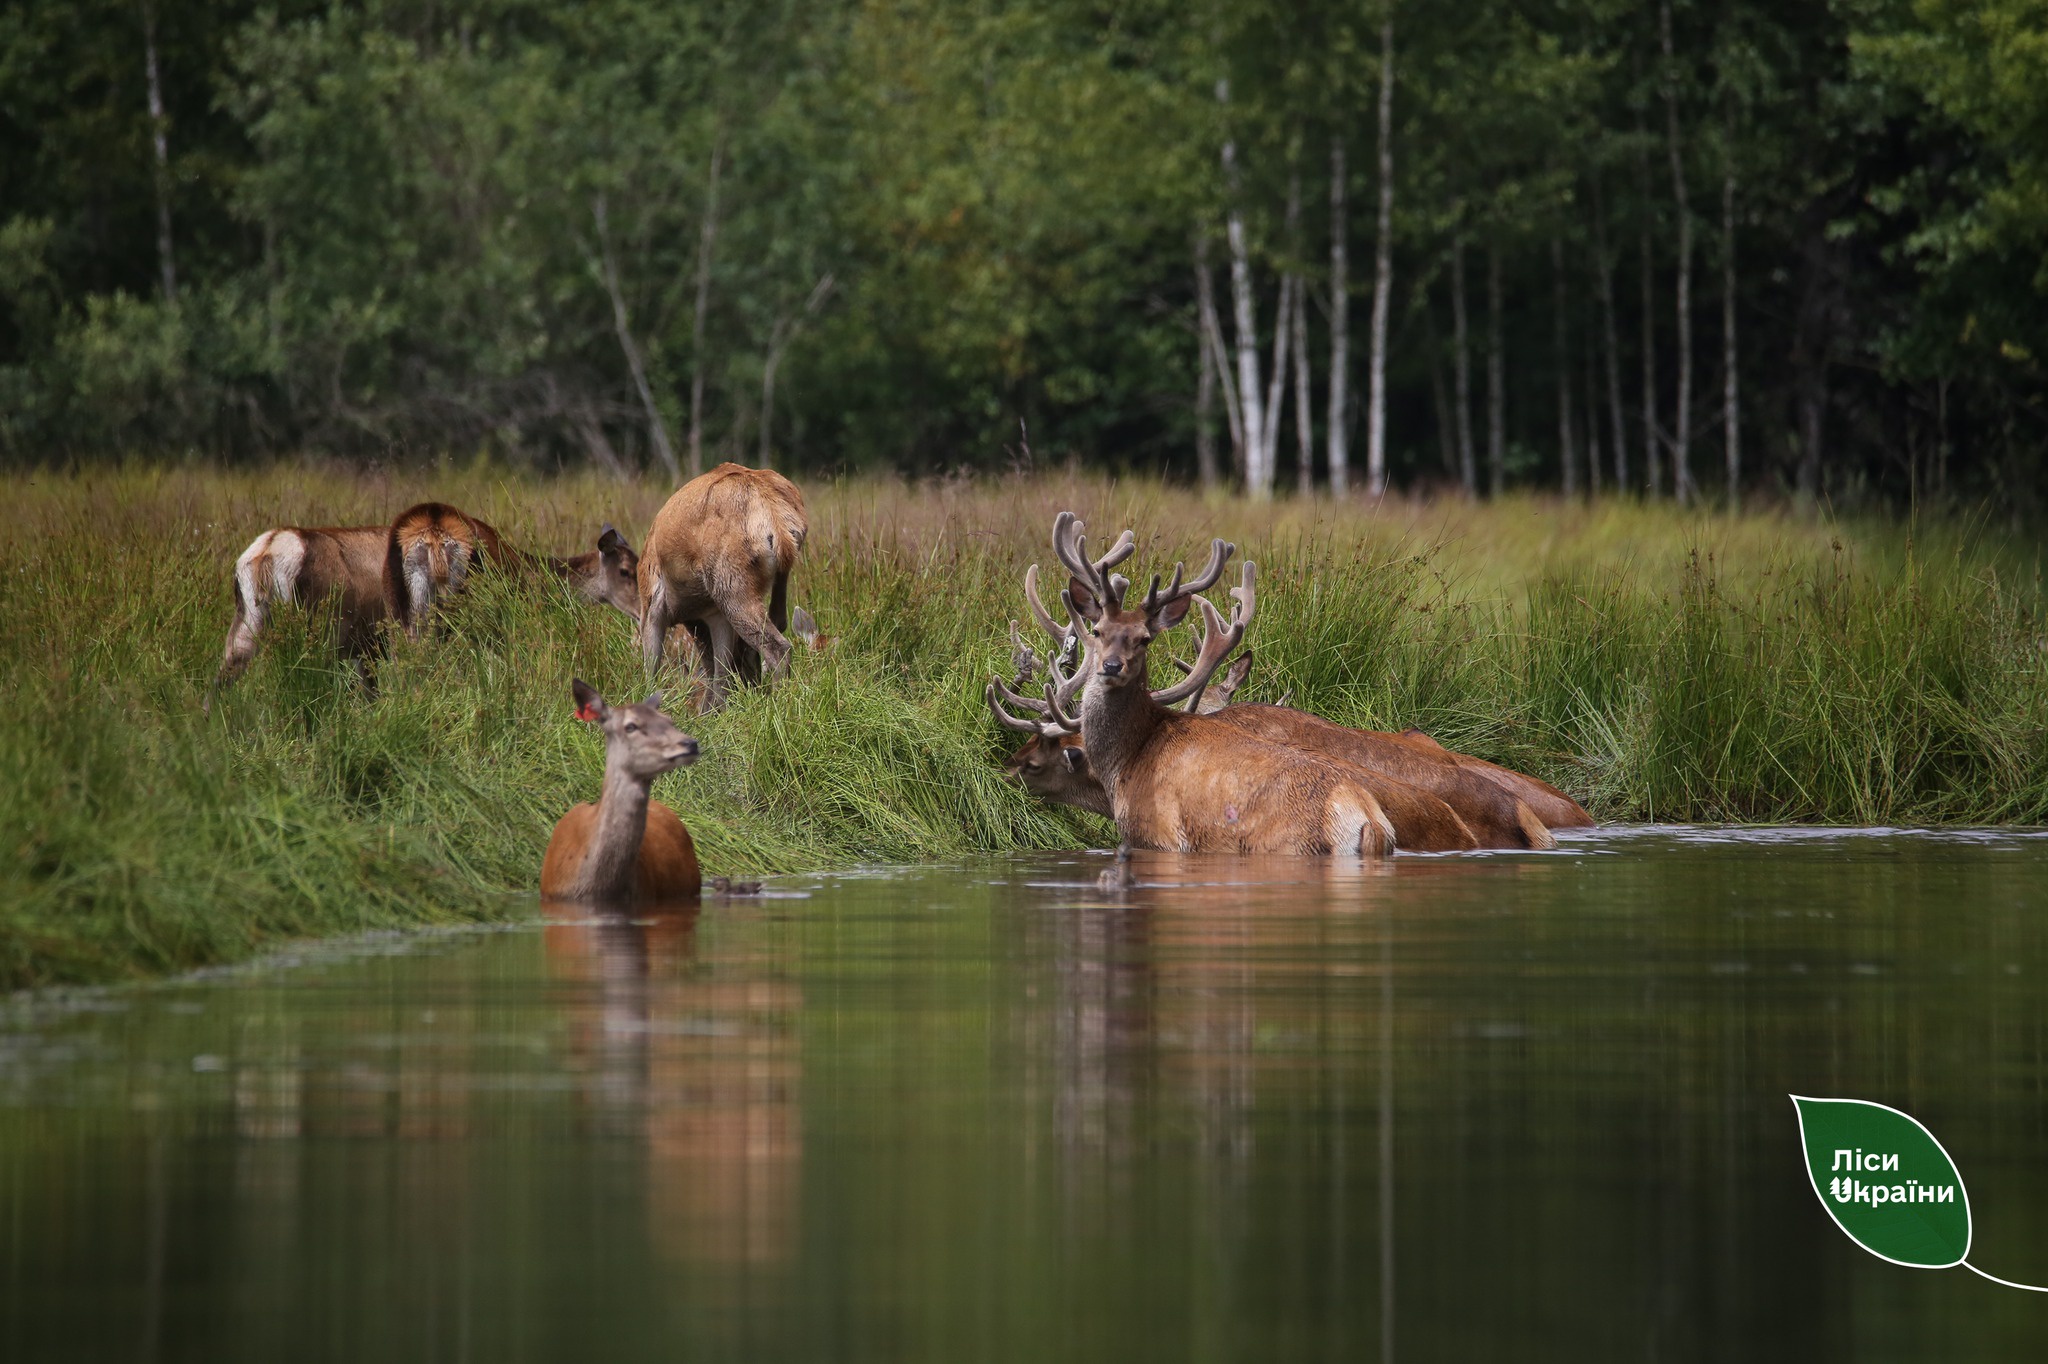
<box><xmin>2</xmin><ymin>463</ymin><xmax>2043</xmax><ymax>988</ymax></box>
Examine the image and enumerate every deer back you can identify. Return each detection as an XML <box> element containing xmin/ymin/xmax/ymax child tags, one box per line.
<box><xmin>639</xmin><ymin>464</ymin><xmax>808</xmax><ymax>608</ymax></box>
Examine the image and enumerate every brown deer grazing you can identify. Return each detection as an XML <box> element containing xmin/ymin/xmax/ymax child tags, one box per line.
<box><xmin>208</xmin><ymin>524</ymin><xmax>393</xmax><ymax>710</ymax></box>
<box><xmin>998</xmin><ymin>513</ymin><xmax>1416</xmax><ymax>858</ymax></box>
<box><xmin>540</xmin><ymin>680</ymin><xmax>702</xmax><ymax>905</ymax></box>
<box><xmin>635</xmin><ymin>463</ymin><xmax>808</xmax><ymax>708</ymax></box>
<box><xmin>384</xmin><ymin>501</ymin><xmax>640</xmax><ymax>637</ymax></box>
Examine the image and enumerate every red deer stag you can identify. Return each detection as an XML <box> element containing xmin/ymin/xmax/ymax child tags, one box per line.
<box><xmin>990</xmin><ymin>622</ymin><xmax>1249</xmax><ymax>821</ymax></box>
<box><xmin>384</xmin><ymin>502</ymin><xmax>640</xmax><ymax>637</ymax></box>
<box><xmin>636</xmin><ymin>464</ymin><xmax>807</xmax><ymax>708</ymax></box>
<box><xmin>540</xmin><ymin>679</ymin><xmax>702</xmax><ymax>905</ymax></box>
<box><xmin>1003</xmin><ymin>571</ymin><xmax>1578</xmax><ymax>844</ymax></box>
<box><xmin>996</xmin><ymin>513</ymin><xmax>1413</xmax><ymax>857</ymax></box>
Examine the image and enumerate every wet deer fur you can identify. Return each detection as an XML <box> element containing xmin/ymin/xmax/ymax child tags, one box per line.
<box><xmin>636</xmin><ymin>463</ymin><xmax>808</xmax><ymax>708</ymax></box>
<box><xmin>540</xmin><ymin>679</ymin><xmax>702</xmax><ymax>905</ymax></box>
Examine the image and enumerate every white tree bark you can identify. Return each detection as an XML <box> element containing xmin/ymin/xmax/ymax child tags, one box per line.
<box><xmin>142</xmin><ymin>0</ymin><xmax>177</xmax><ymax>306</ymax></box>
<box><xmin>1326</xmin><ymin>137</ymin><xmax>1351</xmax><ymax>496</ymax></box>
<box><xmin>1486</xmin><ymin>244</ymin><xmax>1505</xmax><ymax>497</ymax></box>
<box><xmin>1660</xmin><ymin>0</ymin><xmax>1695</xmax><ymax>505</ymax></box>
<box><xmin>1451</xmin><ymin>237</ymin><xmax>1476</xmax><ymax>496</ymax></box>
<box><xmin>1195</xmin><ymin>235</ymin><xmax>1221</xmax><ymax>490</ymax></box>
<box><xmin>1365</xmin><ymin>13</ymin><xmax>1396</xmax><ymax>498</ymax></box>
<box><xmin>1219</xmin><ymin>82</ymin><xmax>1269</xmax><ymax>497</ymax></box>
<box><xmin>1197</xmin><ymin>230</ymin><xmax>1246</xmax><ymax>471</ymax></box>
<box><xmin>1292</xmin><ymin>280</ymin><xmax>1314</xmax><ymax>494</ymax></box>
<box><xmin>688</xmin><ymin>131</ymin><xmax>725</xmax><ymax>479</ymax></box>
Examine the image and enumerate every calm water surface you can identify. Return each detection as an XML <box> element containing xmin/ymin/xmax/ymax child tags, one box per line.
<box><xmin>4</xmin><ymin>829</ymin><xmax>2048</xmax><ymax>1361</ymax></box>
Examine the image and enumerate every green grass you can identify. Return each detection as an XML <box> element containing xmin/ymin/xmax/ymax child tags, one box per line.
<box><xmin>2</xmin><ymin>461</ymin><xmax>2043</xmax><ymax>988</ymax></box>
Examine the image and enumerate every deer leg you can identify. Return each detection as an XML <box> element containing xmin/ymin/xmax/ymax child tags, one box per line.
<box><xmin>639</xmin><ymin>589</ymin><xmax>674</xmax><ymax>682</ymax></box>
<box><xmin>205</xmin><ymin>607</ymin><xmax>259</xmax><ymax>713</ymax></box>
<box><xmin>701</xmin><ymin>614</ymin><xmax>740</xmax><ymax>711</ymax></box>
<box><xmin>726</xmin><ymin>599</ymin><xmax>794</xmax><ymax>683</ymax></box>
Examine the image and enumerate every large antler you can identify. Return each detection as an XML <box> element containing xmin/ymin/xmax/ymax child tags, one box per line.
<box><xmin>1139</xmin><ymin>537</ymin><xmax>1232</xmax><ymax>619</ymax></box>
<box><xmin>1051</xmin><ymin>510</ymin><xmax>1135</xmax><ymax>616</ymax></box>
<box><xmin>1149</xmin><ymin>561</ymin><xmax>1257</xmax><ymax>709</ymax></box>
<box><xmin>988</xmin><ymin>620</ymin><xmax>1089</xmax><ymax>736</ymax></box>
<box><xmin>1021</xmin><ymin>564</ymin><xmax>1070</xmax><ymax>646</ymax></box>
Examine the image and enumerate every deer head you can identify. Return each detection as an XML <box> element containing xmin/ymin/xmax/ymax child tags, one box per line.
<box><xmin>1047</xmin><ymin>510</ymin><xmax>1255</xmax><ymax>715</ymax></box>
<box><xmin>572</xmin><ymin>525</ymin><xmax>642</xmax><ymax>621</ymax></box>
<box><xmin>572</xmin><ymin>677</ymin><xmax>699</xmax><ymax>780</ymax></box>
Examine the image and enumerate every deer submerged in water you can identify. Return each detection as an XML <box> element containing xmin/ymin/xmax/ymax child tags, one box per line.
<box><xmin>540</xmin><ymin>679</ymin><xmax>702</xmax><ymax>905</ymax></box>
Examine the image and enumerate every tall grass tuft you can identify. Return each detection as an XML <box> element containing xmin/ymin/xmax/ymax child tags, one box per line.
<box><xmin>2</xmin><ymin>464</ymin><xmax>2041</xmax><ymax>988</ymax></box>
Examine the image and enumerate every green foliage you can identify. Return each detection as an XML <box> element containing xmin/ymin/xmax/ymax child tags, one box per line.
<box><xmin>1</xmin><ymin>465</ymin><xmax>2042</xmax><ymax>989</ymax></box>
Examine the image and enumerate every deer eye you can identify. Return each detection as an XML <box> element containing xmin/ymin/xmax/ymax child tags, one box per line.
<box><xmin>624</xmin><ymin>722</ymin><xmax>639</xmax><ymax>733</ymax></box>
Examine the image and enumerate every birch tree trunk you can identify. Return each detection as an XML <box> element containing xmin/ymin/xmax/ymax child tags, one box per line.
<box><xmin>1259</xmin><ymin>171</ymin><xmax>1301</xmax><ymax>493</ymax></box>
<box><xmin>1195</xmin><ymin>244</ymin><xmax>1221</xmax><ymax>490</ymax></box>
<box><xmin>142</xmin><ymin>0</ymin><xmax>177</xmax><ymax>306</ymax></box>
<box><xmin>1327</xmin><ymin>137</ymin><xmax>1351</xmax><ymax>496</ymax></box>
<box><xmin>1220</xmin><ymin>81</ymin><xmax>1269</xmax><ymax>497</ymax></box>
<box><xmin>688</xmin><ymin>131</ymin><xmax>725</xmax><ymax>479</ymax></box>
<box><xmin>1591</xmin><ymin>172</ymin><xmax>1629</xmax><ymax>492</ymax></box>
<box><xmin>1487</xmin><ymin>244</ymin><xmax>1505</xmax><ymax>497</ymax></box>
<box><xmin>1551</xmin><ymin>236</ymin><xmax>1577</xmax><ymax>496</ymax></box>
<box><xmin>1262</xmin><ymin>276</ymin><xmax>1294</xmax><ymax>489</ymax></box>
<box><xmin>1292</xmin><ymin>282</ymin><xmax>1314</xmax><ymax>494</ymax></box>
<box><xmin>591</xmin><ymin>194</ymin><xmax>680</xmax><ymax>483</ymax></box>
<box><xmin>1197</xmin><ymin>228</ymin><xmax>1246</xmax><ymax>475</ymax></box>
<box><xmin>1660</xmin><ymin>0</ymin><xmax>1694</xmax><ymax>504</ymax></box>
<box><xmin>1451</xmin><ymin>237</ymin><xmax>1476</xmax><ymax>496</ymax></box>
<box><xmin>1721</xmin><ymin>107</ymin><xmax>1740</xmax><ymax>512</ymax></box>
<box><xmin>1364</xmin><ymin>13</ymin><xmax>1397</xmax><ymax>499</ymax></box>
<box><xmin>1637</xmin><ymin>115</ymin><xmax>1662</xmax><ymax>498</ymax></box>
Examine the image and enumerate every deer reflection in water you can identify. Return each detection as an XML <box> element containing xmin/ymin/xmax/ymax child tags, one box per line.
<box><xmin>543</xmin><ymin>901</ymin><xmax>802</xmax><ymax>1270</ymax></box>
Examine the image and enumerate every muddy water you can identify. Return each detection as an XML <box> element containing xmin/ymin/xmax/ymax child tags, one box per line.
<box><xmin>4</xmin><ymin>829</ymin><xmax>2048</xmax><ymax>1361</ymax></box>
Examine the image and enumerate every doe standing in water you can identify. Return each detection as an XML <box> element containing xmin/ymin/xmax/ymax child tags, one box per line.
<box><xmin>541</xmin><ymin>680</ymin><xmax>702</xmax><ymax>905</ymax></box>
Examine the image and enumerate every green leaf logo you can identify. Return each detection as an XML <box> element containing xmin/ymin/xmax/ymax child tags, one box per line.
<box><xmin>1790</xmin><ymin>1095</ymin><xmax>1971</xmax><ymax>1269</ymax></box>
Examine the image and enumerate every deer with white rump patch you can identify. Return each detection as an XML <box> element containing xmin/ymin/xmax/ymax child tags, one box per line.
<box><xmin>997</xmin><ymin>513</ymin><xmax>1397</xmax><ymax>857</ymax></box>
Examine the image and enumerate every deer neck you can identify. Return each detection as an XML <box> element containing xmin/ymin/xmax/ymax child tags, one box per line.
<box><xmin>578</xmin><ymin>757</ymin><xmax>654</xmax><ymax>901</ymax></box>
<box><xmin>1078</xmin><ymin>663</ymin><xmax>1165</xmax><ymax>792</ymax></box>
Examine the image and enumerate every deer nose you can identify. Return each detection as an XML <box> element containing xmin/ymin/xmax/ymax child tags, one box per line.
<box><xmin>1100</xmin><ymin>658</ymin><xmax>1123</xmax><ymax>676</ymax></box>
<box><xmin>675</xmin><ymin>738</ymin><xmax>700</xmax><ymax>760</ymax></box>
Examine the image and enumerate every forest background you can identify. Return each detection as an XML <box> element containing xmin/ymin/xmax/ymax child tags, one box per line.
<box><xmin>4</xmin><ymin>0</ymin><xmax>2047</xmax><ymax>511</ymax></box>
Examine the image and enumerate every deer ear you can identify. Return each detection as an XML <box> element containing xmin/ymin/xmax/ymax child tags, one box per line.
<box><xmin>1061</xmin><ymin>746</ymin><xmax>1090</xmax><ymax>774</ymax></box>
<box><xmin>1151</xmin><ymin>594</ymin><xmax>1195</xmax><ymax>631</ymax></box>
<box><xmin>571</xmin><ymin>678</ymin><xmax>608</xmax><ymax>722</ymax></box>
<box><xmin>1221</xmin><ymin>651</ymin><xmax>1254</xmax><ymax>688</ymax></box>
<box><xmin>1066</xmin><ymin>578</ymin><xmax>1103</xmax><ymax>623</ymax></box>
<box><xmin>642</xmin><ymin>690</ymin><xmax>663</xmax><ymax>710</ymax></box>
<box><xmin>598</xmin><ymin>525</ymin><xmax>635</xmax><ymax>564</ymax></box>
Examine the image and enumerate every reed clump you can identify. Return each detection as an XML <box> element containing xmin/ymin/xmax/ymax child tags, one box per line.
<box><xmin>1</xmin><ymin>463</ymin><xmax>2041</xmax><ymax>988</ymax></box>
